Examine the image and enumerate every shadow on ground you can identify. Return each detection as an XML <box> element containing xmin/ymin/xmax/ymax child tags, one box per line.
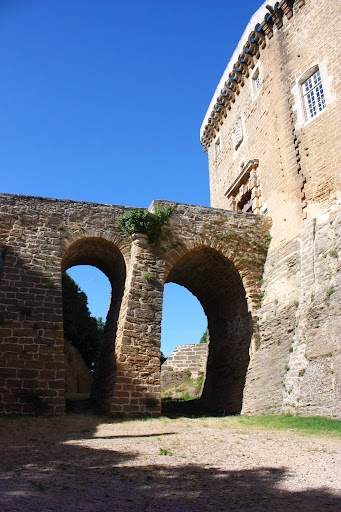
<box><xmin>0</xmin><ymin>413</ymin><xmax>340</xmax><ymax>512</ymax></box>
<box><xmin>162</xmin><ymin>398</ymin><xmax>222</xmax><ymax>418</ymax></box>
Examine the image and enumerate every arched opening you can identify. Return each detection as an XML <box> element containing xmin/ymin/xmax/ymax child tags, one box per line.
<box><xmin>160</xmin><ymin>283</ymin><xmax>208</xmax><ymax>404</ymax></box>
<box><xmin>63</xmin><ymin>265</ymin><xmax>111</xmax><ymax>400</ymax></box>
<box><xmin>165</xmin><ymin>247</ymin><xmax>252</xmax><ymax>415</ymax></box>
<box><xmin>61</xmin><ymin>237</ymin><xmax>126</xmax><ymax>413</ymax></box>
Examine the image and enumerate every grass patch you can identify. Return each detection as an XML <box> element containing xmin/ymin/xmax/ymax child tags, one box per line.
<box><xmin>235</xmin><ymin>415</ymin><xmax>341</xmax><ymax>437</ymax></box>
<box><xmin>161</xmin><ymin>372</ymin><xmax>204</xmax><ymax>401</ymax></box>
<box><xmin>159</xmin><ymin>448</ymin><xmax>172</xmax><ymax>456</ymax></box>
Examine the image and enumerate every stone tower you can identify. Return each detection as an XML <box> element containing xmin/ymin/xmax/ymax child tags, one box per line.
<box><xmin>201</xmin><ymin>0</ymin><xmax>341</xmax><ymax>417</ymax></box>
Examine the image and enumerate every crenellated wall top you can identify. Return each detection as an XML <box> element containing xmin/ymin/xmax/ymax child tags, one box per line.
<box><xmin>200</xmin><ymin>0</ymin><xmax>304</xmax><ymax>151</ymax></box>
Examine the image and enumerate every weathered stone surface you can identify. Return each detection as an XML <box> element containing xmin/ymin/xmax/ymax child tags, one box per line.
<box><xmin>202</xmin><ymin>0</ymin><xmax>341</xmax><ymax>418</ymax></box>
<box><xmin>1</xmin><ymin>0</ymin><xmax>340</xmax><ymax>419</ymax></box>
<box><xmin>161</xmin><ymin>343</ymin><xmax>208</xmax><ymax>388</ymax></box>
<box><xmin>0</xmin><ymin>194</ymin><xmax>269</xmax><ymax>416</ymax></box>
<box><xmin>64</xmin><ymin>342</ymin><xmax>93</xmax><ymax>394</ymax></box>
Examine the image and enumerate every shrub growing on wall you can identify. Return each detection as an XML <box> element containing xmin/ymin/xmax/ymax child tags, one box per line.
<box><xmin>118</xmin><ymin>205</ymin><xmax>174</xmax><ymax>244</ymax></box>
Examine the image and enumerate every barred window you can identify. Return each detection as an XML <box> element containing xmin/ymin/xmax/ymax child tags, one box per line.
<box><xmin>232</xmin><ymin>118</ymin><xmax>243</xmax><ymax>150</ymax></box>
<box><xmin>252</xmin><ymin>67</ymin><xmax>262</xmax><ymax>95</ymax></box>
<box><xmin>215</xmin><ymin>137</ymin><xmax>221</xmax><ymax>159</ymax></box>
<box><xmin>301</xmin><ymin>69</ymin><xmax>326</xmax><ymax>120</ymax></box>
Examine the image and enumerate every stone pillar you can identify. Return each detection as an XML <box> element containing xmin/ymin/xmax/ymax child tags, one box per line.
<box><xmin>110</xmin><ymin>236</ymin><xmax>164</xmax><ymax>416</ymax></box>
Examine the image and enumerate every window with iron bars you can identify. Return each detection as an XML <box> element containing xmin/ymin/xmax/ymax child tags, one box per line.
<box><xmin>302</xmin><ymin>69</ymin><xmax>326</xmax><ymax>120</ymax></box>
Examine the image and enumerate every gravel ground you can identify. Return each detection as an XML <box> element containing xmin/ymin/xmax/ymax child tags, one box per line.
<box><xmin>0</xmin><ymin>414</ymin><xmax>340</xmax><ymax>511</ymax></box>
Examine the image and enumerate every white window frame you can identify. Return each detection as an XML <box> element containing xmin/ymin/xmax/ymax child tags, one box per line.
<box><xmin>300</xmin><ymin>65</ymin><xmax>326</xmax><ymax>121</ymax></box>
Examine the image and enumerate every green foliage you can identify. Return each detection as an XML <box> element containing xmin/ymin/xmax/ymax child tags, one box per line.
<box><xmin>264</xmin><ymin>233</ymin><xmax>272</xmax><ymax>249</ymax></box>
<box><xmin>326</xmin><ymin>287</ymin><xmax>335</xmax><ymax>297</ymax></box>
<box><xmin>143</xmin><ymin>272</ymin><xmax>155</xmax><ymax>282</ymax></box>
<box><xmin>200</xmin><ymin>329</ymin><xmax>208</xmax><ymax>344</ymax></box>
<box><xmin>161</xmin><ymin>372</ymin><xmax>205</xmax><ymax>401</ymax></box>
<box><xmin>118</xmin><ymin>209</ymin><xmax>151</xmax><ymax>236</ymax></box>
<box><xmin>160</xmin><ymin>351</ymin><xmax>167</xmax><ymax>365</ymax></box>
<box><xmin>62</xmin><ymin>272</ymin><xmax>103</xmax><ymax>371</ymax></box>
<box><xmin>214</xmin><ymin>232</ymin><xmax>231</xmax><ymax>242</ymax></box>
<box><xmin>155</xmin><ymin>205</ymin><xmax>174</xmax><ymax>226</ymax></box>
<box><xmin>256</xmin><ymin>292</ymin><xmax>264</xmax><ymax>308</ymax></box>
<box><xmin>236</xmin><ymin>415</ymin><xmax>341</xmax><ymax>437</ymax></box>
<box><xmin>237</xmin><ymin>256</ymin><xmax>248</xmax><ymax>263</ymax></box>
<box><xmin>159</xmin><ymin>448</ymin><xmax>172</xmax><ymax>456</ymax></box>
<box><xmin>117</xmin><ymin>206</ymin><xmax>174</xmax><ymax>244</ymax></box>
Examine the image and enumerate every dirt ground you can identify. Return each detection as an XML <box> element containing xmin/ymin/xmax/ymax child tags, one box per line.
<box><xmin>0</xmin><ymin>414</ymin><xmax>340</xmax><ymax>512</ymax></box>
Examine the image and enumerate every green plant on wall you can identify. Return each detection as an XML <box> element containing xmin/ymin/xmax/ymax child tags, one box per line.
<box><xmin>118</xmin><ymin>205</ymin><xmax>174</xmax><ymax>244</ymax></box>
<box><xmin>143</xmin><ymin>272</ymin><xmax>155</xmax><ymax>282</ymax></box>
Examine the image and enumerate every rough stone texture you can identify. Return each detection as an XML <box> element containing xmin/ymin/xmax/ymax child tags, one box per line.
<box><xmin>1</xmin><ymin>0</ymin><xmax>340</xmax><ymax>419</ymax></box>
<box><xmin>161</xmin><ymin>343</ymin><xmax>208</xmax><ymax>388</ymax></box>
<box><xmin>202</xmin><ymin>0</ymin><xmax>341</xmax><ymax>418</ymax></box>
<box><xmin>64</xmin><ymin>342</ymin><xmax>93</xmax><ymax>395</ymax></box>
<box><xmin>0</xmin><ymin>194</ymin><xmax>270</xmax><ymax>416</ymax></box>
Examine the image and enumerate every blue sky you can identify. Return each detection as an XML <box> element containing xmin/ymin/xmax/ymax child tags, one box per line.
<box><xmin>1</xmin><ymin>0</ymin><xmax>263</xmax><ymax>356</ymax></box>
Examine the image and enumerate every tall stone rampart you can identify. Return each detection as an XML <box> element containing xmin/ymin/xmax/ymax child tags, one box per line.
<box><xmin>201</xmin><ymin>0</ymin><xmax>341</xmax><ymax>418</ymax></box>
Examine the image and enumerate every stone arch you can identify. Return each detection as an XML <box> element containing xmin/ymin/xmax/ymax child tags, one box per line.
<box><xmin>164</xmin><ymin>246</ymin><xmax>252</xmax><ymax>414</ymax></box>
<box><xmin>61</xmin><ymin>237</ymin><xmax>126</xmax><ymax>411</ymax></box>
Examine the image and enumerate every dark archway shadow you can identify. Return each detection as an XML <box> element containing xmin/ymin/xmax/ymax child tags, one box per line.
<box><xmin>162</xmin><ymin>398</ymin><xmax>223</xmax><ymax>418</ymax></box>
<box><xmin>0</xmin><ymin>415</ymin><xmax>339</xmax><ymax>512</ymax></box>
<box><xmin>165</xmin><ymin>247</ymin><xmax>252</xmax><ymax>416</ymax></box>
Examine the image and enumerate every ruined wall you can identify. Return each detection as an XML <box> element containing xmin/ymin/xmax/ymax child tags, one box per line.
<box><xmin>162</xmin><ymin>343</ymin><xmax>208</xmax><ymax>376</ymax></box>
<box><xmin>161</xmin><ymin>343</ymin><xmax>208</xmax><ymax>388</ymax></box>
<box><xmin>0</xmin><ymin>194</ymin><xmax>269</xmax><ymax>416</ymax></box>
<box><xmin>201</xmin><ymin>0</ymin><xmax>341</xmax><ymax>417</ymax></box>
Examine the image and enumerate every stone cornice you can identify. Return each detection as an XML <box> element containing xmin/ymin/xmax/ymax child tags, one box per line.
<box><xmin>225</xmin><ymin>159</ymin><xmax>259</xmax><ymax>199</ymax></box>
<box><xmin>200</xmin><ymin>0</ymin><xmax>301</xmax><ymax>152</ymax></box>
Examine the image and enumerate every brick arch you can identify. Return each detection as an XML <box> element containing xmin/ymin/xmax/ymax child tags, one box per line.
<box><xmin>61</xmin><ymin>237</ymin><xmax>126</xmax><ymax>411</ymax></box>
<box><xmin>164</xmin><ymin>246</ymin><xmax>252</xmax><ymax>414</ymax></box>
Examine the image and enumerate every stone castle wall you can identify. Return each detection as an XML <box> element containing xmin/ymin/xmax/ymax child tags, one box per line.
<box><xmin>0</xmin><ymin>194</ymin><xmax>270</xmax><ymax>416</ymax></box>
<box><xmin>1</xmin><ymin>1</ymin><xmax>340</xmax><ymax>419</ymax></box>
<box><xmin>201</xmin><ymin>0</ymin><xmax>341</xmax><ymax>417</ymax></box>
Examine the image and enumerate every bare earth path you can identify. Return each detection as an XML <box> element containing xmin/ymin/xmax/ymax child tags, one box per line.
<box><xmin>0</xmin><ymin>415</ymin><xmax>340</xmax><ymax>511</ymax></box>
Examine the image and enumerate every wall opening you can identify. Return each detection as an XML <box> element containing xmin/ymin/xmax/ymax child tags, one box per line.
<box><xmin>61</xmin><ymin>237</ymin><xmax>126</xmax><ymax>412</ymax></box>
<box><xmin>164</xmin><ymin>247</ymin><xmax>252</xmax><ymax>415</ymax></box>
<box><xmin>63</xmin><ymin>266</ymin><xmax>111</xmax><ymax>399</ymax></box>
<box><xmin>160</xmin><ymin>282</ymin><xmax>208</xmax><ymax>405</ymax></box>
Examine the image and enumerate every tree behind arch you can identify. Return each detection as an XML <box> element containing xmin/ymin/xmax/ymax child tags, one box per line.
<box><xmin>62</xmin><ymin>272</ymin><xmax>102</xmax><ymax>371</ymax></box>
